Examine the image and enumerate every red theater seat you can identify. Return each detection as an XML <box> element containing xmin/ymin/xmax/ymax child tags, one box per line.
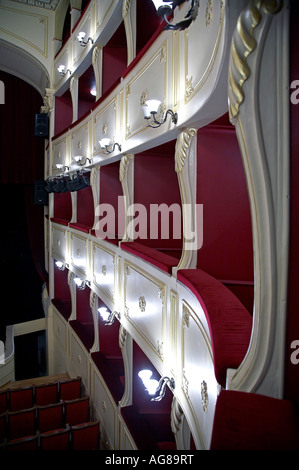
<box><xmin>0</xmin><ymin>412</ymin><xmax>7</xmax><ymax>442</ymax></box>
<box><xmin>8</xmin><ymin>386</ymin><xmax>34</xmax><ymax>412</ymax></box>
<box><xmin>70</xmin><ymin>420</ymin><xmax>100</xmax><ymax>450</ymax></box>
<box><xmin>39</xmin><ymin>425</ymin><xmax>70</xmax><ymax>450</ymax></box>
<box><xmin>35</xmin><ymin>382</ymin><xmax>59</xmax><ymax>406</ymax></box>
<box><xmin>7</xmin><ymin>407</ymin><xmax>36</xmax><ymax>440</ymax></box>
<box><xmin>37</xmin><ymin>402</ymin><xmax>64</xmax><ymax>433</ymax></box>
<box><xmin>59</xmin><ymin>377</ymin><xmax>81</xmax><ymax>401</ymax></box>
<box><xmin>64</xmin><ymin>397</ymin><xmax>89</xmax><ymax>426</ymax></box>
<box><xmin>0</xmin><ymin>391</ymin><xmax>8</xmax><ymax>414</ymax></box>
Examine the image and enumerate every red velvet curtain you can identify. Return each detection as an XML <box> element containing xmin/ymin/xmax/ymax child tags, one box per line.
<box><xmin>0</xmin><ymin>70</ymin><xmax>44</xmax><ymax>184</ymax></box>
<box><xmin>0</xmin><ymin>70</ymin><xmax>47</xmax><ymax>283</ymax></box>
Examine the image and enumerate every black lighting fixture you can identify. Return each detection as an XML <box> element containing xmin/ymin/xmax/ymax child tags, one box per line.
<box><xmin>44</xmin><ymin>171</ymin><xmax>90</xmax><ymax>193</ymax></box>
<box><xmin>138</xmin><ymin>369</ymin><xmax>175</xmax><ymax>401</ymax></box>
<box><xmin>56</xmin><ymin>164</ymin><xmax>69</xmax><ymax>172</ymax></box>
<box><xmin>142</xmin><ymin>99</ymin><xmax>178</xmax><ymax>128</ymax></box>
<box><xmin>73</xmin><ymin>155</ymin><xmax>92</xmax><ymax>167</ymax></box>
<box><xmin>99</xmin><ymin>138</ymin><xmax>122</xmax><ymax>154</ymax></box>
<box><xmin>77</xmin><ymin>32</ymin><xmax>94</xmax><ymax>47</ymax></box>
<box><xmin>152</xmin><ymin>0</ymin><xmax>199</xmax><ymax>31</ymax></box>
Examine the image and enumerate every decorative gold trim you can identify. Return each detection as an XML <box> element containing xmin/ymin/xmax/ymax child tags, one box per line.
<box><xmin>228</xmin><ymin>0</ymin><xmax>283</xmax><ymax>121</ymax></box>
<box><xmin>175</xmin><ymin>128</ymin><xmax>197</xmax><ymax>173</ymax></box>
<box><xmin>201</xmin><ymin>380</ymin><xmax>209</xmax><ymax>412</ymax></box>
<box><xmin>119</xmin><ymin>154</ymin><xmax>133</xmax><ymax>182</ymax></box>
<box><xmin>138</xmin><ymin>296</ymin><xmax>146</xmax><ymax>312</ymax></box>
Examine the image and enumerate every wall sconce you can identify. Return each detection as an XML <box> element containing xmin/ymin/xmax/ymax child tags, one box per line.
<box><xmin>77</xmin><ymin>32</ymin><xmax>94</xmax><ymax>47</ymax></box>
<box><xmin>138</xmin><ymin>369</ymin><xmax>175</xmax><ymax>401</ymax></box>
<box><xmin>74</xmin><ymin>277</ymin><xmax>90</xmax><ymax>290</ymax></box>
<box><xmin>55</xmin><ymin>260</ymin><xmax>68</xmax><ymax>271</ymax></box>
<box><xmin>99</xmin><ymin>138</ymin><xmax>122</xmax><ymax>154</ymax></box>
<box><xmin>152</xmin><ymin>0</ymin><xmax>199</xmax><ymax>31</ymax></box>
<box><xmin>57</xmin><ymin>65</ymin><xmax>71</xmax><ymax>76</ymax></box>
<box><xmin>98</xmin><ymin>308</ymin><xmax>120</xmax><ymax>326</ymax></box>
<box><xmin>74</xmin><ymin>156</ymin><xmax>92</xmax><ymax>166</ymax></box>
<box><xmin>56</xmin><ymin>163</ymin><xmax>69</xmax><ymax>172</ymax></box>
<box><xmin>142</xmin><ymin>100</ymin><xmax>178</xmax><ymax>128</ymax></box>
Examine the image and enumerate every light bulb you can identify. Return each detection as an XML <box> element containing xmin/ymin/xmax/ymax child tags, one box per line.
<box><xmin>146</xmin><ymin>99</ymin><xmax>161</xmax><ymax>114</ymax></box>
<box><xmin>99</xmin><ymin>138</ymin><xmax>111</xmax><ymax>148</ymax></box>
<box><xmin>98</xmin><ymin>307</ymin><xmax>110</xmax><ymax>321</ymax></box>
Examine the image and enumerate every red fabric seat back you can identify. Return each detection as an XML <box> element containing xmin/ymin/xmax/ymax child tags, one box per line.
<box><xmin>7</xmin><ymin>407</ymin><xmax>36</xmax><ymax>440</ymax></box>
<box><xmin>0</xmin><ymin>391</ymin><xmax>8</xmax><ymax>414</ymax></box>
<box><xmin>64</xmin><ymin>397</ymin><xmax>89</xmax><ymax>426</ymax></box>
<box><xmin>71</xmin><ymin>420</ymin><xmax>100</xmax><ymax>450</ymax></box>
<box><xmin>9</xmin><ymin>387</ymin><xmax>34</xmax><ymax>411</ymax></box>
<box><xmin>39</xmin><ymin>426</ymin><xmax>70</xmax><ymax>450</ymax></box>
<box><xmin>6</xmin><ymin>434</ymin><xmax>38</xmax><ymax>450</ymax></box>
<box><xmin>59</xmin><ymin>377</ymin><xmax>81</xmax><ymax>401</ymax></box>
<box><xmin>0</xmin><ymin>412</ymin><xmax>7</xmax><ymax>442</ymax></box>
<box><xmin>35</xmin><ymin>382</ymin><xmax>59</xmax><ymax>406</ymax></box>
<box><xmin>37</xmin><ymin>402</ymin><xmax>64</xmax><ymax>433</ymax></box>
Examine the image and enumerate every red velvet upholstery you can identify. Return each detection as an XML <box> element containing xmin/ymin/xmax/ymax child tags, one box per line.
<box><xmin>68</xmin><ymin>222</ymin><xmax>90</xmax><ymax>233</ymax></box>
<box><xmin>7</xmin><ymin>407</ymin><xmax>36</xmax><ymax>440</ymax></box>
<box><xmin>121</xmin><ymin>241</ymin><xmax>179</xmax><ymax>274</ymax></box>
<box><xmin>6</xmin><ymin>434</ymin><xmax>39</xmax><ymax>450</ymax></box>
<box><xmin>0</xmin><ymin>412</ymin><xmax>6</xmax><ymax>442</ymax></box>
<box><xmin>50</xmin><ymin>217</ymin><xmax>69</xmax><ymax>226</ymax></box>
<box><xmin>9</xmin><ymin>386</ymin><xmax>34</xmax><ymax>412</ymax></box>
<box><xmin>39</xmin><ymin>425</ymin><xmax>70</xmax><ymax>450</ymax></box>
<box><xmin>37</xmin><ymin>402</ymin><xmax>64</xmax><ymax>433</ymax></box>
<box><xmin>64</xmin><ymin>397</ymin><xmax>89</xmax><ymax>426</ymax></box>
<box><xmin>35</xmin><ymin>382</ymin><xmax>59</xmax><ymax>406</ymax></box>
<box><xmin>210</xmin><ymin>390</ymin><xmax>299</xmax><ymax>450</ymax></box>
<box><xmin>59</xmin><ymin>377</ymin><xmax>81</xmax><ymax>401</ymax></box>
<box><xmin>70</xmin><ymin>420</ymin><xmax>100</xmax><ymax>450</ymax></box>
<box><xmin>177</xmin><ymin>269</ymin><xmax>252</xmax><ymax>387</ymax></box>
<box><xmin>0</xmin><ymin>391</ymin><xmax>7</xmax><ymax>414</ymax></box>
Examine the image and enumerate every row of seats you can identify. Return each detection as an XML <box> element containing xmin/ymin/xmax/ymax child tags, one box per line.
<box><xmin>0</xmin><ymin>396</ymin><xmax>90</xmax><ymax>442</ymax></box>
<box><xmin>3</xmin><ymin>420</ymin><xmax>101</xmax><ymax>450</ymax></box>
<box><xmin>0</xmin><ymin>377</ymin><xmax>82</xmax><ymax>413</ymax></box>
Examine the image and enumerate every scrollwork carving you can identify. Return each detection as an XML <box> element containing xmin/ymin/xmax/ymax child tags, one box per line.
<box><xmin>201</xmin><ymin>380</ymin><xmax>209</xmax><ymax>412</ymax></box>
<box><xmin>175</xmin><ymin>128</ymin><xmax>197</xmax><ymax>173</ymax></box>
<box><xmin>138</xmin><ymin>296</ymin><xmax>146</xmax><ymax>312</ymax></box>
<box><xmin>228</xmin><ymin>0</ymin><xmax>282</xmax><ymax>122</ymax></box>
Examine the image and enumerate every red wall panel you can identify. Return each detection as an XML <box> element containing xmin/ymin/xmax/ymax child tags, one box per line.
<box><xmin>196</xmin><ymin>124</ymin><xmax>254</xmax><ymax>311</ymax></box>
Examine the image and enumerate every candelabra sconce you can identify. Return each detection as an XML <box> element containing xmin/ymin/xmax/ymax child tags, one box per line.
<box><xmin>138</xmin><ymin>369</ymin><xmax>175</xmax><ymax>401</ymax></box>
<box><xmin>151</xmin><ymin>0</ymin><xmax>199</xmax><ymax>31</ymax></box>
<box><xmin>57</xmin><ymin>65</ymin><xmax>72</xmax><ymax>76</ymax></box>
<box><xmin>56</xmin><ymin>164</ymin><xmax>69</xmax><ymax>172</ymax></box>
<box><xmin>77</xmin><ymin>32</ymin><xmax>94</xmax><ymax>47</ymax></box>
<box><xmin>98</xmin><ymin>308</ymin><xmax>120</xmax><ymax>326</ymax></box>
<box><xmin>142</xmin><ymin>100</ymin><xmax>178</xmax><ymax>128</ymax></box>
<box><xmin>99</xmin><ymin>138</ymin><xmax>122</xmax><ymax>154</ymax></box>
<box><xmin>74</xmin><ymin>156</ymin><xmax>92</xmax><ymax>167</ymax></box>
<box><xmin>55</xmin><ymin>261</ymin><xmax>69</xmax><ymax>271</ymax></box>
<box><xmin>74</xmin><ymin>277</ymin><xmax>90</xmax><ymax>290</ymax></box>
